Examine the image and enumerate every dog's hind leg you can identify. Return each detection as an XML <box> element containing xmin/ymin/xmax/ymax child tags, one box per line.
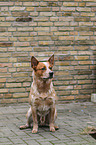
<box><xmin>19</xmin><ymin>107</ymin><xmax>32</xmax><ymax>130</ymax></box>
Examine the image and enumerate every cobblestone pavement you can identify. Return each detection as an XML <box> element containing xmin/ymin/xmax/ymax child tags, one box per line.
<box><xmin>0</xmin><ymin>102</ymin><xmax>96</xmax><ymax>145</ymax></box>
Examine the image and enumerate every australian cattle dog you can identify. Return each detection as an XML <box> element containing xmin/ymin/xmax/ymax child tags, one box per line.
<box><xmin>20</xmin><ymin>54</ymin><xmax>59</xmax><ymax>133</ymax></box>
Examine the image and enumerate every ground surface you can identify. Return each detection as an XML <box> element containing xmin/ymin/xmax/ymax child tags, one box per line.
<box><xmin>0</xmin><ymin>102</ymin><xmax>96</xmax><ymax>145</ymax></box>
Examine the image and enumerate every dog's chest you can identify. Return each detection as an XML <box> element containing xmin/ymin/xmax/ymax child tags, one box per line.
<box><xmin>34</xmin><ymin>95</ymin><xmax>53</xmax><ymax>116</ymax></box>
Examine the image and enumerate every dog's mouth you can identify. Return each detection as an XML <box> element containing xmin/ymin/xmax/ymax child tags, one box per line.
<box><xmin>43</xmin><ymin>76</ymin><xmax>53</xmax><ymax>80</ymax></box>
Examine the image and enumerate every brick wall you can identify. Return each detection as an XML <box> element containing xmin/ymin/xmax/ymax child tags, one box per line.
<box><xmin>0</xmin><ymin>0</ymin><xmax>96</xmax><ymax>103</ymax></box>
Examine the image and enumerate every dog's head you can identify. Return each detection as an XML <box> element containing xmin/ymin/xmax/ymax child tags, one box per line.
<box><xmin>31</xmin><ymin>55</ymin><xmax>54</xmax><ymax>80</ymax></box>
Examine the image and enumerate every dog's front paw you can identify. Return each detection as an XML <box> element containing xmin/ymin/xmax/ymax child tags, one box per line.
<box><xmin>50</xmin><ymin>127</ymin><xmax>55</xmax><ymax>132</ymax></box>
<box><xmin>32</xmin><ymin>128</ymin><xmax>38</xmax><ymax>134</ymax></box>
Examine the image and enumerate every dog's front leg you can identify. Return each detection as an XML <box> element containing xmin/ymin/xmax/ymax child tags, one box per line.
<box><xmin>49</xmin><ymin>106</ymin><xmax>55</xmax><ymax>132</ymax></box>
<box><xmin>31</xmin><ymin>106</ymin><xmax>38</xmax><ymax>133</ymax></box>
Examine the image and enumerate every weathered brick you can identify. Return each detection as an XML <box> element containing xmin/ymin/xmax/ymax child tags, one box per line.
<box><xmin>16</xmin><ymin>17</ymin><xmax>32</xmax><ymax>22</ymax></box>
<box><xmin>75</xmin><ymin>17</ymin><xmax>90</xmax><ymax>21</ymax></box>
<box><xmin>0</xmin><ymin>42</ymin><xmax>13</xmax><ymax>47</ymax></box>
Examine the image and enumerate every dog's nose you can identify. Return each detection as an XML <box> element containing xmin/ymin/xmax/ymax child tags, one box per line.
<box><xmin>49</xmin><ymin>72</ymin><xmax>53</xmax><ymax>78</ymax></box>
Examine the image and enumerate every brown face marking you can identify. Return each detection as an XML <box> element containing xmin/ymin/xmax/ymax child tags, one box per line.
<box><xmin>35</xmin><ymin>62</ymin><xmax>46</xmax><ymax>77</ymax></box>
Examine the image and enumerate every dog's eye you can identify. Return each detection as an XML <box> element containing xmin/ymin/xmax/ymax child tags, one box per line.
<box><xmin>41</xmin><ymin>67</ymin><xmax>46</xmax><ymax>70</ymax></box>
<box><xmin>49</xmin><ymin>67</ymin><xmax>52</xmax><ymax>70</ymax></box>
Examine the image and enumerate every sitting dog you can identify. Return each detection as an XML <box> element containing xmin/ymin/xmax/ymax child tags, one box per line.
<box><xmin>20</xmin><ymin>54</ymin><xmax>59</xmax><ymax>133</ymax></box>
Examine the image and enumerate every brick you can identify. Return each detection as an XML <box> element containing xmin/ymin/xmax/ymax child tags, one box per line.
<box><xmin>79</xmin><ymin>2</ymin><xmax>85</xmax><ymax>7</ymax></box>
<box><xmin>30</xmin><ymin>12</ymin><xmax>38</xmax><ymax>16</ymax></box>
<box><xmin>0</xmin><ymin>2</ymin><xmax>14</xmax><ymax>6</ymax></box>
<box><xmin>0</xmin><ymin>84</ymin><xmax>4</xmax><ymax>88</ymax></box>
<box><xmin>57</xmin><ymin>12</ymin><xmax>72</xmax><ymax>16</ymax></box>
<box><xmin>33</xmin><ymin>17</ymin><xmax>48</xmax><ymax>22</ymax></box>
<box><xmin>40</xmin><ymin>12</ymin><xmax>55</xmax><ymax>16</ymax></box>
<box><xmin>86</xmin><ymin>3</ymin><xmax>96</xmax><ymax>6</ymax></box>
<box><xmin>14</xmin><ymin>63</ymin><xmax>30</xmax><ymax>67</ymax></box>
<box><xmin>0</xmin><ymin>68</ymin><xmax>7</xmax><ymax>73</ymax></box>
<box><xmin>9</xmin><ymin>68</ymin><xmax>16</xmax><ymax>73</ymax></box>
<box><xmin>10</xmin><ymin>88</ymin><xmax>25</xmax><ymax>93</ymax></box>
<box><xmin>55</xmin><ymin>61</ymin><xmax>70</xmax><ymax>66</ymax></box>
<box><xmin>1</xmin><ymin>99</ymin><xmax>17</xmax><ymax>104</ymax></box>
<box><xmin>9</xmin><ymin>7</ymin><xmax>25</xmax><ymax>11</ymax></box>
<box><xmin>54</xmin><ymin>22</ymin><xmax>69</xmax><ymax>26</ymax></box>
<box><xmin>77</xmin><ymin>70</ymin><xmax>92</xmax><ymax>75</ymax></box>
<box><xmin>36</xmin><ymin>7</ymin><xmax>51</xmax><ymax>11</ymax></box>
<box><xmin>0</xmin><ymin>37</ymin><xmax>8</xmax><ymax>41</ymax></box>
<box><xmin>76</xmin><ymin>95</ymin><xmax>90</xmax><ymax>99</ymax></box>
<box><xmin>26</xmin><ymin>7</ymin><xmax>34</xmax><ymax>11</ymax></box>
<box><xmin>0</xmin><ymin>63</ymin><xmax>12</xmax><ymax>68</ymax></box>
<box><xmin>54</xmin><ymin>32</ymin><xmax>69</xmax><ymax>36</ymax></box>
<box><xmin>4</xmin><ymin>94</ymin><xmax>12</xmax><ymax>99</ymax></box>
<box><xmin>0</xmin><ymin>89</ymin><xmax>8</xmax><ymax>93</ymax></box>
<box><xmin>59</xmin><ymin>27</ymin><xmax>74</xmax><ymax>31</ymax></box>
<box><xmin>75</xmin><ymin>17</ymin><xmax>90</xmax><ymax>21</ymax></box>
<box><xmin>0</xmin><ymin>78</ymin><xmax>6</xmax><ymax>83</ymax></box>
<box><xmin>38</xmin><ymin>22</ymin><xmax>53</xmax><ymax>26</ymax></box>
<box><xmin>61</xmin><ymin>7</ymin><xmax>75</xmax><ymax>12</ymax></box>
<box><xmin>34</xmin><ymin>27</ymin><xmax>49</xmax><ymax>31</ymax></box>
<box><xmin>81</xmin><ymin>13</ymin><xmax>95</xmax><ymax>17</ymax></box>
<box><xmin>6</xmin><ymin>83</ymin><xmax>21</xmax><ymax>88</ymax></box>
<box><xmin>39</xmin><ymin>41</ymin><xmax>54</xmax><ymax>46</ymax></box>
<box><xmin>75</xmin><ymin>36</ymin><xmax>89</xmax><ymax>40</ymax></box>
<box><xmin>59</xmin><ymin>36</ymin><xmax>74</xmax><ymax>40</ymax></box>
<box><xmin>9</xmin><ymin>58</ymin><xmax>17</xmax><ymax>62</ymax></box>
<box><xmin>12</xmin><ymin>12</ymin><xmax>29</xmax><ymax>17</ymax></box>
<box><xmin>58</xmin><ymin>56</ymin><xmax>74</xmax><ymax>61</ymax></box>
<box><xmin>59</xmin><ymin>96</ymin><xmax>74</xmax><ymax>100</ymax></box>
<box><xmin>23</xmin><ymin>2</ymin><xmax>39</xmax><ymax>6</ymax></box>
<box><xmin>13</xmin><ymin>73</ymin><xmax>29</xmax><ymax>77</ymax></box>
<box><xmin>0</xmin><ymin>42</ymin><xmax>13</xmax><ymax>47</ymax></box>
<box><xmin>79</xmin><ymin>61</ymin><xmax>92</xmax><ymax>65</ymax></box>
<box><xmin>38</xmin><ymin>32</ymin><xmax>53</xmax><ymax>36</ymax></box>
<box><xmin>52</xmin><ymin>7</ymin><xmax>59</xmax><ymax>11</ymax></box>
<box><xmin>13</xmin><ymin>93</ymin><xmax>28</xmax><ymax>98</ymax></box>
<box><xmin>14</xmin><ymin>42</ymin><xmax>30</xmax><ymax>47</ymax></box>
<box><xmin>0</xmin><ymin>28</ymin><xmax>7</xmax><ymax>32</ymax></box>
<box><xmin>63</xmin><ymin>2</ymin><xmax>78</xmax><ymax>6</ymax></box>
<box><xmin>16</xmin><ymin>17</ymin><xmax>32</xmax><ymax>22</ymax></box>
<box><xmin>76</xmin><ymin>7</ymin><xmax>91</xmax><ymax>11</ymax></box>
<box><xmin>79</xmin><ymin>22</ymin><xmax>93</xmax><ymax>26</ymax></box>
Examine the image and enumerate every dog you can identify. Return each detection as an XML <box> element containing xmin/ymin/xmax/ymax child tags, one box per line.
<box><xmin>19</xmin><ymin>54</ymin><xmax>59</xmax><ymax>133</ymax></box>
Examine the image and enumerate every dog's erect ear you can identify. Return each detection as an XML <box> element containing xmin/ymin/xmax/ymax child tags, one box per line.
<box><xmin>31</xmin><ymin>56</ymin><xmax>39</xmax><ymax>70</ymax></box>
<box><xmin>48</xmin><ymin>54</ymin><xmax>54</xmax><ymax>67</ymax></box>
